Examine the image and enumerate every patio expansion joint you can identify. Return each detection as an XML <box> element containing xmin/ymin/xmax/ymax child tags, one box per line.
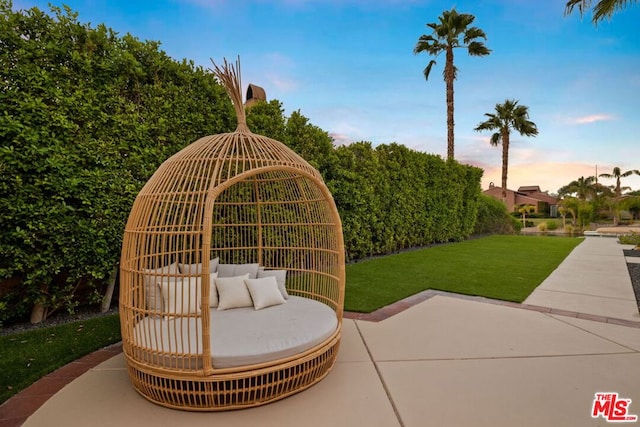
<box><xmin>535</xmin><ymin>287</ymin><xmax>635</xmax><ymax>302</ymax></box>
<box><xmin>546</xmin><ymin>314</ymin><xmax>640</xmax><ymax>353</ymax></box>
<box><xmin>346</xmin><ymin>290</ymin><xmax>640</xmax><ymax>328</ymax></box>
<box><xmin>373</xmin><ymin>351</ymin><xmax>640</xmax><ymax>364</ymax></box>
<box><xmin>353</xmin><ymin>320</ymin><xmax>405</xmax><ymax>427</ymax></box>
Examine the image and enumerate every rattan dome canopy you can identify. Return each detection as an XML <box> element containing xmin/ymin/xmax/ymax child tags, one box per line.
<box><xmin>119</xmin><ymin>59</ymin><xmax>345</xmax><ymax>411</ymax></box>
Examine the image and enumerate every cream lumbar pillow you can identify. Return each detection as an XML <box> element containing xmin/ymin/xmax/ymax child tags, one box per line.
<box><xmin>245</xmin><ymin>276</ymin><xmax>286</xmax><ymax>310</ymax></box>
<box><xmin>215</xmin><ymin>274</ymin><xmax>252</xmax><ymax>311</ymax></box>
<box><xmin>178</xmin><ymin>257</ymin><xmax>220</xmax><ymax>275</ymax></box>
<box><xmin>143</xmin><ymin>262</ymin><xmax>179</xmax><ymax>311</ymax></box>
<box><xmin>160</xmin><ymin>276</ymin><xmax>202</xmax><ymax>315</ymax></box>
<box><xmin>217</xmin><ymin>263</ymin><xmax>260</xmax><ymax>279</ymax></box>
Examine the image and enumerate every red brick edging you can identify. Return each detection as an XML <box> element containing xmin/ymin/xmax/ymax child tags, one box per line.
<box><xmin>0</xmin><ymin>343</ymin><xmax>122</xmax><ymax>427</ymax></box>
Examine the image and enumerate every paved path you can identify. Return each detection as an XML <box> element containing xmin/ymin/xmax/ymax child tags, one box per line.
<box><xmin>524</xmin><ymin>236</ymin><xmax>640</xmax><ymax>322</ymax></box>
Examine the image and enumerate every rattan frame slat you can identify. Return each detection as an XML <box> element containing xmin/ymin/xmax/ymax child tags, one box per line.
<box><xmin>119</xmin><ymin>58</ymin><xmax>345</xmax><ymax>410</ymax></box>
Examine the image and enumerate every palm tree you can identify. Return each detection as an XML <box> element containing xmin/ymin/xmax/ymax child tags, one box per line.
<box><xmin>564</xmin><ymin>0</ymin><xmax>638</xmax><ymax>24</ymax></box>
<box><xmin>474</xmin><ymin>99</ymin><xmax>538</xmax><ymax>200</ymax></box>
<box><xmin>414</xmin><ymin>8</ymin><xmax>490</xmax><ymax>161</ymax></box>
<box><xmin>558</xmin><ymin>176</ymin><xmax>598</xmax><ymax>200</ymax></box>
<box><xmin>598</xmin><ymin>166</ymin><xmax>640</xmax><ymax>197</ymax></box>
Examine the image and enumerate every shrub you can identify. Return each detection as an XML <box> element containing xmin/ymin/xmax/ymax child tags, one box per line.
<box><xmin>474</xmin><ymin>195</ymin><xmax>518</xmax><ymax>235</ymax></box>
<box><xmin>619</xmin><ymin>232</ymin><xmax>640</xmax><ymax>247</ymax></box>
<box><xmin>537</xmin><ymin>222</ymin><xmax>548</xmax><ymax>231</ymax></box>
<box><xmin>545</xmin><ymin>221</ymin><xmax>558</xmax><ymax>231</ymax></box>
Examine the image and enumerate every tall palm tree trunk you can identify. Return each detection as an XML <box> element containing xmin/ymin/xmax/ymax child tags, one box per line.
<box><xmin>445</xmin><ymin>47</ymin><xmax>455</xmax><ymax>160</ymax></box>
<box><xmin>501</xmin><ymin>131</ymin><xmax>510</xmax><ymax>200</ymax></box>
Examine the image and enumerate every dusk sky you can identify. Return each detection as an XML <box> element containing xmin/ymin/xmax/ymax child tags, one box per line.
<box><xmin>14</xmin><ymin>0</ymin><xmax>640</xmax><ymax>194</ymax></box>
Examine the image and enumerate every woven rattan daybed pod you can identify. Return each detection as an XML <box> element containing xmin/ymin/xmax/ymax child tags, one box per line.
<box><xmin>119</xmin><ymin>59</ymin><xmax>345</xmax><ymax>411</ymax></box>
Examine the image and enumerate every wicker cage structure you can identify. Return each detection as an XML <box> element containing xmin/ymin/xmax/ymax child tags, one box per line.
<box><xmin>119</xmin><ymin>59</ymin><xmax>345</xmax><ymax>411</ymax></box>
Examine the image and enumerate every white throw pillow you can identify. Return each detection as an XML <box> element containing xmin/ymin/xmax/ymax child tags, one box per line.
<box><xmin>256</xmin><ymin>269</ymin><xmax>288</xmax><ymax>299</ymax></box>
<box><xmin>215</xmin><ymin>274</ymin><xmax>252</xmax><ymax>310</ymax></box>
<box><xmin>178</xmin><ymin>257</ymin><xmax>220</xmax><ymax>275</ymax></box>
<box><xmin>207</xmin><ymin>272</ymin><xmax>219</xmax><ymax>308</ymax></box>
<box><xmin>217</xmin><ymin>263</ymin><xmax>259</xmax><ymax>279</ymax></box>
<box><xmin>143</xmin><ymin>262</ymin><xmax>179</xmax><ymax>311</ymax></box>
<box><xmin>245</xmin><ymin>276</ymin><xmax>286</xmax><ymax>310</ymax></box>
<box><xmin>160</xmin><ymin>276</ymin><xmax>202</xmax><ymax>315</ymax></box>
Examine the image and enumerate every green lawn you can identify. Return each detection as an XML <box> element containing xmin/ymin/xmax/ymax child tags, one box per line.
<box><xmin>345</xmin><ymin>235</ymin><xmax>583</xmax><ymax>312</ymax></box>
<box><xmin>0</xmin><ymin>314</ymin><xmax>121</xmax><ymax>404</ymax></box>
<box><xmin>0</xmin><ymin>234</ymin><xmax>582</xmax><ymax>404</ymax></box>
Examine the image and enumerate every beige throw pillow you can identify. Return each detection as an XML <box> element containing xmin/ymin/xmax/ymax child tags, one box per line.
<box><xmin>215</xmin><ymin>274</ymin><xmax>252</xmax><ymax>310</ymax></box>
<box><xmin>256</xmin><ymin>269</ymin><xmax>288</xmax><ymax>299</ymax></box>
<box><xmin>245</xmin><ymin>276</ymin><xmax>286</xmax><ymax>310</ymax></box>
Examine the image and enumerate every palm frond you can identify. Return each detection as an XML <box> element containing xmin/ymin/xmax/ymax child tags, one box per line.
<box><xmin>467</xmin><ymin>41</ymin><xmax>491</xmax><ymax>56</ymax></box>
<box><xmin>424</xmin><ymin>60</ymin><xmax>437</xmax><ymax>81</ymax></box>
<box><xmin>489</xmin><ymin>133</ymin><xmax>502</xmax><ymax>147</ymax></box>
<box><xmin>565</xmin><ymin>0</ymin><xmax>637</xmax><ymax>24</ymax></box>
<box><xmin>564</xmin><ymin>0</ymin><xmax>592</xmax><ymax>16</ymax></box>
<box><xmin>463</xmin><ymin>27</ymin><xmax>487</xmax><ymax>43</ymax></box>
<box><xmin>592</xmin><ymin>0</ymin><xmax>637</xmax><ymax>22</ymax></box>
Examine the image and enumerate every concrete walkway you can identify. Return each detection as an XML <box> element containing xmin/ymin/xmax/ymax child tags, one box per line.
<box><xmin>524</xmin><ymin>235</ymin><xmax>640</xmax><ymax>322</ymax></box>
<box><xmin>6</xmin><ymin>237</ymin><xmax>640</xmax><ymax>427</ymax></box>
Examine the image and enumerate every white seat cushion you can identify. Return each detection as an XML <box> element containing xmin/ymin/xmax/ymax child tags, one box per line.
<box><xmin>132</xmin><ymin>296</ymin><xmax>337</xmax><ymax>369</ymax></box>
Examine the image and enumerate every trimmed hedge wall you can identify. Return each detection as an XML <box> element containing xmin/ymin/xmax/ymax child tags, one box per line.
<box><xmin>0</xmin><ymin>2</ymin><xmax>482</xmax><ymax>324</ymax></box>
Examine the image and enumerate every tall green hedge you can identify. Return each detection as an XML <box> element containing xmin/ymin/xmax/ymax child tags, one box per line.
<box><xmin>0</xmin><ymin>2</ymin><xmax>233</xmax><ymax>322</ymax></box>
<box><xmin>325</xmin><ymin>143</ymin><xmax>482</xmax><ymax>260</ymax></box>
<box><xmin>0</xmin><ymin>2</ymin><xmax>482</xmax><ymax>324</ymax></box>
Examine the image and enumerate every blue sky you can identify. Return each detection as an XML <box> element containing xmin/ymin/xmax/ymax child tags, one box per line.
<box><xmin>14</xmin><ymin>0</ymin><xmax>640</xmax><ymax>194</ymax></box>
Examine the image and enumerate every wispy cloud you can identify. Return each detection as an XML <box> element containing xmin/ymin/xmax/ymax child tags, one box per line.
<box><xmin>242</xmin><ymin>52</ymin><xmax>300</xmax><ymax>96</ymax></box>
<box><xmin>568</xmin><ymin>114</ymin><xmax>616</xmax><ymax>125</ymax></box>
<box><xmin>329</xmin><ymin>133</ymin><xmax>352</xmax><ymax>146</ymax></box>
<box><xmin>262</xmin><ymin>53</ymin><xmax>299</xmax><ymax>92</ymax></box>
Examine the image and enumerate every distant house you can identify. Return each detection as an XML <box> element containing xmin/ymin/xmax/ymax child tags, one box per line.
<box><xmin>483</xmin><ymin>183</ymin><xmax>559</xmax><ymax>217</ymax></box>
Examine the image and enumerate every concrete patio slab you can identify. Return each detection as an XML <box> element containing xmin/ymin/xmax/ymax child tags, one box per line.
<box><xmin>357</xmin><ymin>296</ymin><xmax>633</xmax><ymax>361</ymax></box>
<box><xmin>378</xmin><ymin>353</ymin><xmax>640</xmax><ymax>427</ymax></box>
<box><xmin>549</xmin><ymin>315</ymin><xmax>640</xmax><ymax>351</ymax></box>
<box><xmin>336</xmin><ymin>319</ymin><xmax>370</xmax><ymax>363</ymax></box>
<box><xmin>24</xmin><ymin>335</ymin><xmax>399</xmax><ymax>427</ymax></box>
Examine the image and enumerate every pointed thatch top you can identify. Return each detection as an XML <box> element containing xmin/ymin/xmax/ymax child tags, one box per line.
<box><xmin>133</xmin><ymin>57</ymin><xmax>323</xmax><ymax>196</ymax></box>
<box><xmin>211</xmin><ymin>57</ymin><xmax>249</xmax><ymax>133</ymax></box>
